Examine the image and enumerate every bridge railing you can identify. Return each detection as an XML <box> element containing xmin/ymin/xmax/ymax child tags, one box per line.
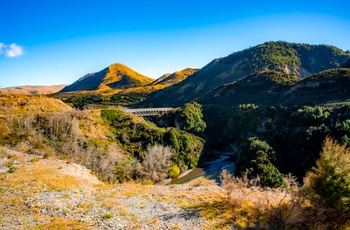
<box><xmin>121</xmin><ymin>107</ymin><xmax>175</xmax><ymax>117</ymax></box>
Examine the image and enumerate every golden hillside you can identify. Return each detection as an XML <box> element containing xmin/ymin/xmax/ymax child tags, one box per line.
<box><xmin>60</xmin><ymin>63</ymin><xmax>154</xmax><ymax>93</ymax></box>
<box><xmin>0</xmin><ymin>85</ymin><xmax>67</xmax><ymax>95</ymax></box>
<box><xmin>151</xmin><ymin>68</ymin><xmax>198</xmax><ymax>86</ymax></box>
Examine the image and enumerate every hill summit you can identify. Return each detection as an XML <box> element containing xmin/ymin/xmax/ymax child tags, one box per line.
<box><xmin>60</xmin><ymin>63</ymin><xmax>154</xmax><ymax>92</ymax></box>
<box><xmin>151</xmin><ymin>68</ymin><xmax>198</xmax><ymax>86</ymax></box>
<box><xmin>141</xmin><ymin>41</ymin><xmax>350</xmax><ymax>106</ymax></box>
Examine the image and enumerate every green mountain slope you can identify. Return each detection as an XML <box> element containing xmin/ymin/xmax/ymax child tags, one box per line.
<box><xmin>342</xmin><ymin>58</ymin><xmax>350</xmax><ymax>68</ymax></box>
<box><xmin>141</xmin><ymin>41</ymin><xmax>350</xmax><ymax>107</ymax></box>
<box><xmin>60</xmin><ymin>63</ymin><xmax>154</xmax><ymax>92</ymax></box>
<box><xmin>199</xmin><ymin>69</ymin><xmax>350</xmax><ymax>107</ymax></box>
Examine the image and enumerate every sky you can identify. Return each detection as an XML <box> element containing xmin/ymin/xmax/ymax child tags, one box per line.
<box><xmin>1</xmin><ymin>0</ymin><xmax>350</xmax><ymax>88</ymax></box>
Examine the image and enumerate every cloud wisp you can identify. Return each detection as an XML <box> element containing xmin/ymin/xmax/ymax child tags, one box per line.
<box><xmin>0</xmin><ymin>43</ymin><xmax>24</xmax><ymax>57</ymax></box>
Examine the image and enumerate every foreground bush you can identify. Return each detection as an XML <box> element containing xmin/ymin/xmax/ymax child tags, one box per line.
<box><xmin>218</xmin><ymin>169</ymin><xmax>349</xmax><ymax>229</ymax></box>
<box><xmin>303</xmin><ymin>137</ymin><xmax>350</xmax><ymax>218</ymax></box>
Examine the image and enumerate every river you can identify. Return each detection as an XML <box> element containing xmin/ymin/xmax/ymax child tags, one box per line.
<box><xmin>170</xmin><ymin>153</ymin><xmax>236</xmax><ymax>184</ymax></box>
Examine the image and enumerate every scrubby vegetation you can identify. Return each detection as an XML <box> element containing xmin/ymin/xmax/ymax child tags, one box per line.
<box><xmin>203</xmin><ymin>138</ymin><xmax>350</xmax><ymax>229</ymax></box>
<box><xmin>213</xmin><ymin>164</ymin><xmax>350</xmax><ymax>229</ymax></box>
<box><xmin>101</xmin><ymin>108</ymin><xmax>204</xmax><ymax>181</ymax></box>
<box><xmin>0</xmin><ymin>95</ymin><xmax>204</xmax><ymax>184</ymax></box>
<box><xmin>303</xmin><ymin>137</ymin><xmax>350</xmax><ymax>219</ymax></box>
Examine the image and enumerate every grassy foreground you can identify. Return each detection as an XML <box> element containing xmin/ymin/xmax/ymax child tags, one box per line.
<box><xmin>1</xmin><ymin>146</ymin><xmax>349</xmax><ymax>229</ymax></box>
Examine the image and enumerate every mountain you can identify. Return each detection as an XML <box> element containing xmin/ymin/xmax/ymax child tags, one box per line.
<box><xmin>151</xmin><ymin>68</ymin><xmax>198</xmax><ymax>86</ymax></box>
<box><xmin>141</xmin><ymin>41</ymin><xmax>350</xmax><ymax>107</ymax></box>
<box><xmin>0</xmin><ymin>85</ymin><xmax>67</xmax><ymax>95</ymax></box>
<box><xmin>198</xmin><ymin>68</ymin><xmax>350</xmax><ymax>107</ymax></box>
<box><xmin>60</xmin><ymin>63</ymin><xmax>154</xmax><ymax>92</ymax></box>
<box><xmin>342</xmin><ymin>58</ymin><xmax>350</xmax><ymax>68</ymax></box>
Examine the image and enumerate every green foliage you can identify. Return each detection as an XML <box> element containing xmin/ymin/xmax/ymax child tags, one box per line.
<box><xmin>101</xmin><ymin>109</ymin><xmax>204</xmax><ymax>180</ymax></box>
<box><xmin>102</xmin><ymin>213</ymin><xmax>114</xmax><ymax>219</ymax></box>
<box><xmin>235</xmin><ymin>137</ymin><xmax>283</xmax><ymax>187</ymax></box>
<box><xmin>7</xmin><ymin>166</ymin><xmax>16</xmax><ymax>173</ymax></box>
<box><xmin>101</xmin><ymin>109</ymin><xmax>165</xmax><ymax>158</ymax></box>
<box><xmin>176</xmin><ymin>101</ymin><xmax>206</xmax><ymax>134</ymax></box>
<box><xmin>199</xmin><ymin>68</ymin><xmax>350</xmax><ymax>108</ymax></box>
<box><xmin>249</xmin><ymin>41</ymin><xmax>301</xmax><ymax>72</ymax></box>
<box><xmin>169</xmin><ymin>164</ymin><xmax>181</xmax><ymax>178</ymax></box>
<box><xmin>304</xmin><ymin>138</ymin><xmax>350</xmax><ymax>216</ymax></box>
<box><xmin>204</xmin><ymin>102</ymin><xmax>350</xmax><ymax>182</ymax></box>
<box><xmin>141</xmin><ymin>41</ymin><xmax>350</xmax><ymax>107</ymax></box>
<box><xmin>53</xmin><ymin>93</ymin><xmax>103</xmax><ymax>109</ymax></box>
<box><xmin>165</xmin><ymin>128</ymin><xmax>205</xmax><ymax>170</ymax></box>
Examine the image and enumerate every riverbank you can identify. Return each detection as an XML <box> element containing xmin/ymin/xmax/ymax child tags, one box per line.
<box><xmin>170</xmin><ymin>152</ymin><xmax>236</xmax><ymax>184</ymax></box>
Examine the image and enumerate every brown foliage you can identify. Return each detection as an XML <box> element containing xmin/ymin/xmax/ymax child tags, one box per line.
<box><xmin>219</xmin><ymin>170</ymin><xmax>347</xmax><ymax>229</ymax></box>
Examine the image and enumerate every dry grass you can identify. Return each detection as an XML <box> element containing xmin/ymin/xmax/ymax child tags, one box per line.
<box><xmin>29</xmin><ymin>217</ymin><xmax>91</xmax><ymax>230</ymax></box>
<box><xmin>0</xmin><ymin>94</ymin><xmax>72</xmax><ymax>116</ymax></box>
<box><xmin>191</xmin><ymin>170</ymin><xmax>350</xmax><ymax>229</ymax></box>
<box><xmin>0</xmin><ymin>85</ymin><xmax>67</xmax><ymax>95</ymax></box>
<box><xmin>2</xmin><ymin>162</ymin><xmax>81</xmax><ymax>192</ymax></box>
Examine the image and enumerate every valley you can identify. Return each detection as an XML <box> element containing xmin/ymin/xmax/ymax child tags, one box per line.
<box><xmin>1</xmin><ymin>41</ymin><xmax>350</xmax><ymax>229</ymax></box>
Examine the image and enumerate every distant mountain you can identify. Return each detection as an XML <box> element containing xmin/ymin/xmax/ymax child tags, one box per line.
<box><xmin>198</xmin><ymin>68</ymin><xmax>350</xmax><ymax>107</ymax></box>
<box><xmin>141</xmin><ymin>41</ymin><xmax>350</xmax><ymax>107</ymax></box>
<box><xmin>151</xmin><ymin>68</ymin><xmax>198</xmax><ymax>86</ymax></box>
<box><xmin>60</xmin><ymin>63</ymin><xmax>154</xmax><ymax>92</ymax></box>
<box><xmin>0</xmin><ymin>85</ymin><xmax>67</xmax><ymax>95</ymax></box>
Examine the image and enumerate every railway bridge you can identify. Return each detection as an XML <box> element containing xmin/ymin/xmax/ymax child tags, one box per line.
<box><xmin>121</xmin><ymin>107</ymin><xmax>175</xmax><ymax>117</ymax></box>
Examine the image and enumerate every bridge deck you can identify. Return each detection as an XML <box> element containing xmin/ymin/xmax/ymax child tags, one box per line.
<box><xmin>121</xmin><ymin>108</ymin><xmax>175</xmax><ymax>116</ymax></box>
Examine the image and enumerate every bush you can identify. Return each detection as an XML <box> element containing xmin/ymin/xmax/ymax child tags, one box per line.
<box><xmin>169</xmin><ymin>164</ymin><xmax>181</xmax><ymax>178</ymax></box>
<box><xmin>235</xmin><ymin>137</ymin><xmax>284</xmax><ymax>187</ymax></box>
<box><xmin>140</xmin><ymin>144</ymin><xmax>173</xmax><ymax>182</ymax></box>
<box><xmin>176</xmin><ymin>101</ymin><xmax>206</xmax><ymax>133</ymax></box>
<box><xmin>303</xmin><ymin>137</ymin><xmax>350</xmax><ymax>216</ymax></box>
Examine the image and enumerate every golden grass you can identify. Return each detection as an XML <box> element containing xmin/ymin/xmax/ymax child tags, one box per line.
<box><xmin>189</xmin><ymin>170</ymin><xmax>350</xmax><ymax>229</ymax></box>
<box><xmin>1</xmin><ymin>160</ymin><xmax>81</xmax><ymax>192</ymax></box>
<box><xmin>188</xmin><ymin>176</ymin><xmax>218</xmax><ymax>187</ymax></box>
<box><xmin>29</xmin><ymin>217</ymin><xmax>90</xmax><ymax>230</ymax></box>
<box><xmin>0</xmin><ymin>85</ymin><xmax>67</xmax><ymax>95</ymax></box>
<box><xmin>0</xmin><ymin>94</ymin><xmax>72</xmax><ymax>116</ymax></box>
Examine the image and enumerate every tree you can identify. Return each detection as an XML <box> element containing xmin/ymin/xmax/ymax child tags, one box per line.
<box><xmin>235</xmin><ymin>137</ymin><xmax>284</xmax><ymax>187</ymax></box>
<box><xmin>303</xmin><ymin>137</ymin><xmax>350</xmax><ymax>215</ymax></box>
<box><xmin>176</xmin><ymin>101</ymin><xmax>206</xmax><ymax>134</ymax></box>
<box><xmin>165</xmin><ymin>128</ymin><xmax>204</xmax><ymax>171</ymax></box>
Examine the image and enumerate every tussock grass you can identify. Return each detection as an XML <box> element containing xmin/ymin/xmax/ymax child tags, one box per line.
<box><xmin>191</xmin><ymin>170</ymin><xmax>350</xmax><ymax>229</ymax></box>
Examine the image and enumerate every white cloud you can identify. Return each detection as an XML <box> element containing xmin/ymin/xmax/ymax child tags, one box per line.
<box><xmin>0</xmin><ymin>43</ymin><xmax>24</xmax><ymax>58</ymax></box>
<box><xmin>0</xmin><ymin>43</ymin><xmax>4</xmax><ymax>54</ymax></box>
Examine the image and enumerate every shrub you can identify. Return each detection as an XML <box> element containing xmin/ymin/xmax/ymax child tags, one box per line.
<box><xmin>102</xmin><ymin>213</ymin><xmax>114</xmax><ymax>219</ymax></box>
<box><xmin>303</xmin><ymin>137</ymin><xmax>350</xmax><ymax>216</ymax></box>
<box><xmin>235</xmin><ymin>137</ymin><xmax>284</xmax><ymax>187</ymax></box>
<box><xmin>168</xmin><ymin>164</ymin><xmax>181</xmax><ymax>178</ymax></box>
<box><xmin>141</xmin><ymin>144</ymin><xmax>173</xmax><ymax>182</ymax></box>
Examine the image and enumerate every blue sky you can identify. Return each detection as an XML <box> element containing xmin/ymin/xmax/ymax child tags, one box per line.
<box><xmin>1</xmin><ymin>0</ymin><xmax>350</xmax><ymax>88</ymax></box>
